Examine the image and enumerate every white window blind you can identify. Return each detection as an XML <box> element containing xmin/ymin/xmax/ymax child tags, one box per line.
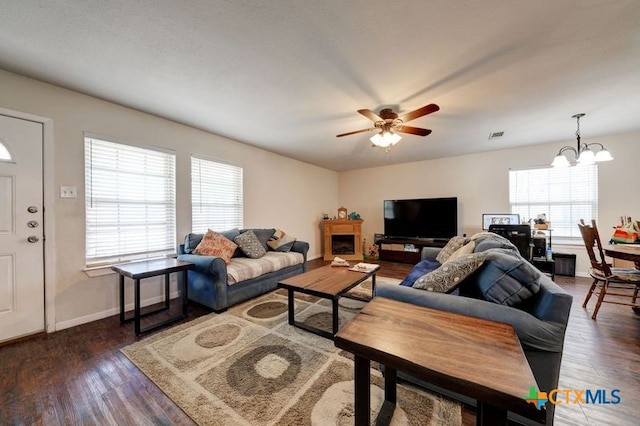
<box><xmin>191</xmin><ymin>156</ymin><xmax>243</xmax><ymax>233</ymax></box>
<box><xmin>85</xmin><ymin>137</ymin><xmax>176</xmax><ymax>266</ymax></box>
<box><xmin>509</xmin><ymin>165</ymin><xmax>598</xmax><ymax>239</ymax></box>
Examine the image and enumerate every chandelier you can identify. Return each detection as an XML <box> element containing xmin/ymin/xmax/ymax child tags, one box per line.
<box><xmin>551</xmin><ymin>113</ymin><xmax>613</xmax><ymax>167</ymax></box>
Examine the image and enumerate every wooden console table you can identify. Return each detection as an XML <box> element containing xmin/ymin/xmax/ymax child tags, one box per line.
<box><xmin>321</xmin><ymin>219</ymin><xmax>363</xmax><ymax>261</ymax></box>
<box><xmin>377</xmin><ymin>237</ymin><xmax>448</xmax><ymax>264</ymax></box>
<box><xmin>112</xmin><ymin>258</ymin><xmax>193</xmax><ymax>335</ymax></box>
<box><xmin>335</xmin><ymin>297</ymin><xmax>544</xmax><ymax>425</ymax></box>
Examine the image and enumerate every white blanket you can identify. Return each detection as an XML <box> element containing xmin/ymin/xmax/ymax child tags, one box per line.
<box><xmin>226</xmin><ymin>252</ymin><xmax>304</xmax><ymax>284</ymax></box>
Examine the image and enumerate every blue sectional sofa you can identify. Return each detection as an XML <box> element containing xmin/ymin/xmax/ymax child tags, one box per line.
<box><xmin>177</xmin><ymin>228</ymin><xmax>309</xmax><ymax>312</ymax></box>
<box><xmin>375</xmin><ymin>233</ymin><xmax>572</xmax><ymax>425</ymax></box>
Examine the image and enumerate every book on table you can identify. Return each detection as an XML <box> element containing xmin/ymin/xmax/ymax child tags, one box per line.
<box><xmin>349</xmin><ymin>262</ymin><xmax>380</xmax><ymax>273</ymax></box>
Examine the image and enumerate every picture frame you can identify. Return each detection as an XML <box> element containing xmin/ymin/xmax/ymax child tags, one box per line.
<box><xmin>482</xmin><ymin>213</ymin><xmax>521</xmax><ymax>230</ymax></box>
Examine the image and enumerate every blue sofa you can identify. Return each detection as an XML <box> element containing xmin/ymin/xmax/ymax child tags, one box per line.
<box><xmin>375</xmin><ymin>234</ymin><xmax>572</xmax><ymax>425</ymax></box>
<box><xmin>177</xmin><ymin>228</ymin><xmax>309</xmax><ymax>312</ymax></box>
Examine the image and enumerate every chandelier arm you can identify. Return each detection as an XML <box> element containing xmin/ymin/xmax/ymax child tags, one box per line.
<box><xmin>558</xmin><ymin>146</ymin><xmax>578</xmax><ymax>158</ymax></box>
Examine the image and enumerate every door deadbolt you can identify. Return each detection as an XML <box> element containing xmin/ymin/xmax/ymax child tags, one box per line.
<box><xmin>27</xmin><ymin>235</ymin><xmax>39</xmax><ymax>243</ymax></box>
<box><xmin>27</xmin><ymin>206</ymin><xmax>38</xmax><ymax>213</ymax></box>
<box><xmin>28</xmin><ymin>221</ymin><xmax>39</xmax><ymax>228</ymax></box>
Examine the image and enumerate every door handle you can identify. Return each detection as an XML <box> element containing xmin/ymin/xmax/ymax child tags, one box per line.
<box><xmin>27</xmin><ymin>206</ymin><xmax>39</xmax><ymax>213</ymax></box>
<box><xmin>28</xmin><ymin>221</ymin><xmax>39</xmax><ymax>228</ymax></box>
<box><xmin>27</xmin><ymin>235</ymin><xmax>39</xmax><ymax>243</ymax></box>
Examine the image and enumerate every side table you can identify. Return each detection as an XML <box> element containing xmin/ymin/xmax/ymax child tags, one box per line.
<box><xmin>531</xmin><ymin>257</ymin><xmax>555</xmax><ymax>281</ymax></box>
<box><xmin>112</xmin><ymin>258</ymin><xmax>194</xmax><ymax>335</ymax></box>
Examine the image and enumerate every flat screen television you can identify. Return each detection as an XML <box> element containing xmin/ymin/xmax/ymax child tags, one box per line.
<box><xmin>383</xmin><ymin>197</ymin><xmax>458</xmax><ymax>239</ymax></box>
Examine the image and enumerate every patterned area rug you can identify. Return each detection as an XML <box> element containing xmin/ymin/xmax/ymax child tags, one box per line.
<box><xmin>121</xmin><ymin>277</ymin><xmax>462</xmax><ymax>425</ymax></box>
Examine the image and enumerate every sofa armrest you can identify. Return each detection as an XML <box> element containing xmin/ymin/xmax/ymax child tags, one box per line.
<box><xmin>421</xmin><ymin>246</ymin><xmax>442</xmax><ymax>260</ymax></box>
<box><xmin>291</xmin><ymin>241</ymin><xmax>309</xmax><ymax>265</ymax></box>
<box><xmin>177</xmin><ymin>253</ymin><xmax>228</xmax><ymax>281</ymax></box>
<box><xmin>375</xmin><ymin>282</ymin><xmax>568</xmax><ymax>352</ymax></box>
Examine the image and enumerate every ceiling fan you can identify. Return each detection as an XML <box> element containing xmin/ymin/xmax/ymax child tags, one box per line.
<box><xmin>336</xmin><ymin>104</ymin><xmax>440</xmax><ymax>150</ymax></box>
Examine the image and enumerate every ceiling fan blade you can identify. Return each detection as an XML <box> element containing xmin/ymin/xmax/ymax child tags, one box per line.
<box><xmin>398</xmin><ymin>104</ymin><xmax>439</xmax><ymax>123</ymax></box>
<box><xmin>395</xmin><ymin>125</ymin><xmax>432</xmax><ymax>136</ymax></box>
<box><xmin>357</xmin><ymin>109</ymin><xmax>383</xmax><ymax>122</ymax></box>
<box><xmin>336</xmin><ymin>128</ymin><xmax>376</xmax><ymax>137</ymax></box>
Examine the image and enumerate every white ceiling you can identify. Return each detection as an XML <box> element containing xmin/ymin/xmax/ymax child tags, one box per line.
<box><xmin>1</xmin><ymin>0</ymin><xmax>639</xmax><ymax>171</ymax></box>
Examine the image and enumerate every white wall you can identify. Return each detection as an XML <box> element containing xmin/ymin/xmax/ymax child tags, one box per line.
<box><xmin>0</xmin><ymin>69</ymin><xmax>338</xmax><ymax>329</ymax></box>
<box><xmin>339</xmin><ymin>132</ymin><xmax>640</xmax><ymax>276</ymax></box>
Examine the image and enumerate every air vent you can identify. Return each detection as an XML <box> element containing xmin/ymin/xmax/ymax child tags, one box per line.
<box><xmin>489</xmin><ymin>131</ymin><xmax>504</xmax><ymax>140</ymax></box>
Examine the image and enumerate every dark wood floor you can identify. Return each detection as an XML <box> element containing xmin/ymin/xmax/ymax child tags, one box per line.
<box><xmin>1</xmin><ymin>258</ymin><xmax>638</xmax><ymax>425</ymax></box>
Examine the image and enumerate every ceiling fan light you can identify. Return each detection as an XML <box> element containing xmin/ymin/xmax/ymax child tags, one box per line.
<box><xmin>577</xmin><ymin>148</ymin><xmax>595</xmax><ymax>165</ymax></box>
<box><xmin>595</xmin><ymin>149</ymin><xmax>613</xmax><ymax>162</ymax></box>
<box><xmin>551</xmin><ymin>154</ymin><xmax>570</xmax><ymax>168</ymax></box>
<box><xmin>388</xmin><ymin>132</ymin><xmax>401</xmax><ymax>145</ymax></box>
<box><xmin>370</xmin><ymin>133</ymin><xmax>389</xmax><ymax>147</ymax></box>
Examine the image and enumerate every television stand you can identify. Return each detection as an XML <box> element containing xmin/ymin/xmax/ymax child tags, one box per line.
<box><xmin>377</xmin><ymin>237</ymin><xmax>449</xmax><ymax>264</ymax></box>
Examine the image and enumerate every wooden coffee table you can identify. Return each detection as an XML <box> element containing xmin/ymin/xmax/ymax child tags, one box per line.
<box><xmin>334</xmin><ymin>297</ymin><xmax>544</xmax><ymax>426</ymax></box>
<box><xmin>277</xmin><ymin>264</ymin><xmax>378</xmax><ymax>339</ymax></box>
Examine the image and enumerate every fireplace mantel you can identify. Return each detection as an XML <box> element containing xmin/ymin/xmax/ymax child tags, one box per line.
<box><xmin>321</xmin><ymin>219</ymin><xmax>364</xmax><ymax>261</ymax></box>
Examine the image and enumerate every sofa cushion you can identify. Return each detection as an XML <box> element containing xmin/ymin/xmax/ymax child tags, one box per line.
<box><xmin>414</xmin><ymin>252</ymin><xmax>487</xmax><ymax>293</ymax></box>
<box><xmin>226</xmin><ymin>252</ymin><xmax>305</xmax><ymax>284</ymax></box>
<box><xmin>183</xmin><ymin>233</ymin><xmax>204</xmax><ymax>254</ymax></box>
<box><xmin>436</xmin><ymin>236</ymin><xmax>469</xmax><ymax>264</ymax></box>
<box><xmin>193</xmin><ymin>230</ymin><xmax>238</xmax><ymax>264</ymax></box>
<box><xmin>234</xmin><ymin>230</ymin><xmax>267</xmax><ymax>259</ymax></box>
<box><xmin>399</xmin><ymin>258</ymin><xmax>441</xmax><ymax>287</ymax></box>
<box><xmin>267</xmin><ymin>229</ymin><xmax>297</xmax><ymax>252</ymax></box>
<box><xmin>476</xmin><ymin>249</ymin><xmax>541</xmax><ymax>306</ymax></box>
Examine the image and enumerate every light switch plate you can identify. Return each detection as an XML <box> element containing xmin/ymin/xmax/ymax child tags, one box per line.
<box><xmin>60</xmin><ymin>186</ymin><xmax>77</xmax><ymax>198</ymax></box>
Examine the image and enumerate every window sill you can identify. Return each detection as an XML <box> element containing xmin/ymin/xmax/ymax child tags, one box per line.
<box><xmin>83</xmin><ymin>254</ymin><xmax>177</xmax><ymax>278</ymax></box>
<box><xmin>83</xmin><ymin>265</ymin><xmax>116</xmax><ymax>278</ymax></box>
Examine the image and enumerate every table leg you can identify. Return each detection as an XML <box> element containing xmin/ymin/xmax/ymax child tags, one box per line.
<box><xmin>371</xmin><ymin>273</ymin><xmax>377</xmax><ymax>298</ymax></box>
<box><xmin>134</xmin><ymin>278</ymin><xmax>141</xmax><ymax>335</ymax></box>
<box><xmin>181</xmin><ymin>270</ymin><xmax>189</xmax><ymax>317</ymax></box>
<box><xmin>332</xmin><ymin>297</ymin><xmax>339</xmax><ymax>335</ymax></box>
<box><xmin>354</xmin><ymin>355</ymin><xmax>370</xmax><ymax>426</ymax></box>
<box><xmin>119</xmin><ymin>274</ymin><xmax>125</xmax><ymax>323</ymax></box>
<box><xmin>164</xmin><ymin>272</ymin><xmax>170</xmax><ymax>309</ymax></box>
<box><xmin>287</xmin><ymin>289</ymin><xmax>294</xmax><ymax>325</ymax></box>
<box><xmin>476</xmin><ymin>401</ymin><xmax>507</xmax><ymax>426</ymax></box>
<box><xmin>384</xmin><ymin>366</ymin><xmax>397</xmax><ymax>404</ymax></box>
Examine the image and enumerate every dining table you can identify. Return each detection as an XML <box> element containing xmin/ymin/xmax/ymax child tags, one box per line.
<box><xmin>604</xmin><ymin>244</ymin><xmax>640</xmax><ymax>314</ymax></box>
<box><xmin>604</xmin><ymin>244</ymin><xmax>640</xmax><ymax>268</ymax></box>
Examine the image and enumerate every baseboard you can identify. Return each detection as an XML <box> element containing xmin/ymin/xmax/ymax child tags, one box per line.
<box><xmin>55</xmin><ymin>290</ymin><xmax>181</xmax><ymax>331</ymax></box>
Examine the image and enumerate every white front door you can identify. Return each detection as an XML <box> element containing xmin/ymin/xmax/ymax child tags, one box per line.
<box><xmin>0</xmin><ymin>114</ymin><xmax>45</xmax><ymax>343</ymax></box>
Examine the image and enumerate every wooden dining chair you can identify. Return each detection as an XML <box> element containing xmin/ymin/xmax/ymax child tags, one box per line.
<box><xmin>578</xmin><ymin>219</ymin><xmax>640</xmax><ymax>319</ymax></box>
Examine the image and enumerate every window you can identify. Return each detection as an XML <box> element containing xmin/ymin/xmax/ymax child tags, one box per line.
<box><xmin>0</xmin><ymin>141</ymin><xmax>12</xmax><ymax>161</ymax></box>
<box><xmin>85</xmin><ymin>136</ymin><xmax>176</xmax><ymax>266</ymax></box>
<box><xmin>509</xmin><ymin>165</ymin><xmax>598</xmax><ymax>239</ymax></box>
<box><xmin>191</xmin><ymin>156</ymin><xmax>243</xmax><ymax>233</ymax></box>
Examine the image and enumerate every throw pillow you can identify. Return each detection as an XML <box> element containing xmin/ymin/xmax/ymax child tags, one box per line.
<box><xmin>267</xmin><ymin>229</ymin><xmax>297</xmax><ymax>252</ymax></box>
<box><xmin>399</xmin><ymin>258</ymin><xmax>442</xmax><ymax>287</ymax></box>
<box><xmin>436</xmin><ymin>236</ymin><xmax>470</xmax><ymax>264</ymax></box>
<box><xmin>247</xmin><ymin>228</ymin><xmax>276</xmax><ymax>250</ymax></box>
<box><xmin>234</xmin><ymin>230</ymin><xmax>267</xmax><ymax>259</ymax></box>
<box><xmin>446</xmin><ymin>240</ymin><xmax>476</xmax><ymax>262</ymax></box>
<box><xmin>476</xmin><ymin>249</ymin><xmax>541</xmax><ymax>306</ymax></box>
<box><xmin>414</xmin><ymin>252</ymin><xmax>487</xmax><ymax>293</ymax></box>
<box><xmin>193</xmin><ymin>230</ymin><xmax>238</xmax><ymax>264</ymax></box>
